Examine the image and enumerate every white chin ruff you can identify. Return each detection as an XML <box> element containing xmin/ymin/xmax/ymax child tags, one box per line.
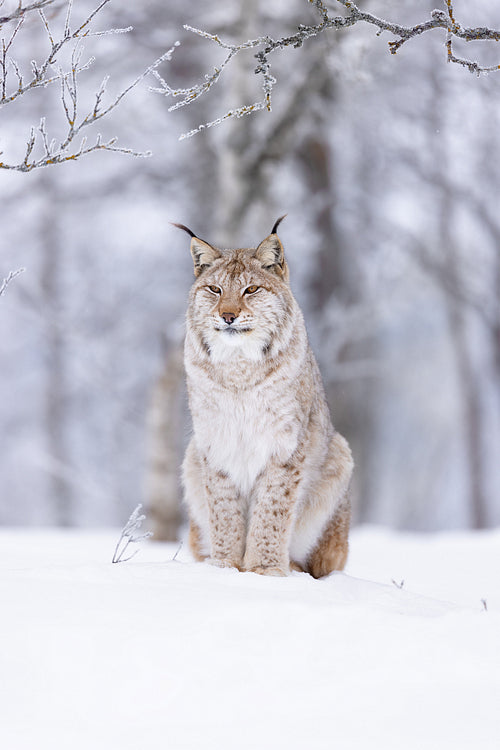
<box><xmin>209</xmin><ymin>328</ymin><xmax>267</xmax><ymax>362</ymax></box>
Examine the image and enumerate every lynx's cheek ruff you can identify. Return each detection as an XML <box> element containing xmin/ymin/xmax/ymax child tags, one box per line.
<box><xmin>175</xmin><ymin>215</ymin><xmax>353</xmax><ymax>578</ymax></box>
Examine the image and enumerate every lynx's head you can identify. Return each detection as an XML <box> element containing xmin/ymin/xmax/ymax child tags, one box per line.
<box><xmin>175</xmin><ymin>217</ymin><xmax>299</xmax><ymax>363</ymax></box>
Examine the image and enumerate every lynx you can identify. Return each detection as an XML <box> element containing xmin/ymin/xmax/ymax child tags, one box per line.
<box><xmin>176</xmin><ymin>217</ymin><xmax>353</xmax><ymax>578</ymax></box>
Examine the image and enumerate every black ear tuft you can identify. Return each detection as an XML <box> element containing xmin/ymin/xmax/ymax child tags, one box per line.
<box><xmin>171</xmin><ymin>222</ymin><xmax>197</xmax><ymax>239</ymax></box>
<box><xmin>254</xmin><ymin>216</ymin><xmax>289</xmax><ymax>280</ymax></box>
<box><xmin>172</xmin><ymin>222</ymin><xmax>221</xmax><ymax>277</ymax></box>
<box><xmin>271</xmin><ymin>215</ymin><xmax>287</xmax><ymax>235</ymax></box>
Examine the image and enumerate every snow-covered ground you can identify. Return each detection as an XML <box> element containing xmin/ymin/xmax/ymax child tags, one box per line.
<box><xmin>1</xmin><ymin>526</ymin><xmax>499</xmax><ymax>750</ymax></box>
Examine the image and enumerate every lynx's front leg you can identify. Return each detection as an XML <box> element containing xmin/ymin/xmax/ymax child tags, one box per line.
<box><xmin>203</xmin><ymin>461</ymin><xmax>246</xmax><ymax>570</ymax></box>
<box><xmin>243</xmin><ymin>461</ymin><xmax>300</xmax><ymax>576</ymax></box>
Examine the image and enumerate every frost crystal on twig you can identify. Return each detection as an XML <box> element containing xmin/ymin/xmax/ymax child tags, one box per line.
<box><xmin>112</xmin><ymin>503</ymin><xmax>153</xmax><ymax>564</ymax></box>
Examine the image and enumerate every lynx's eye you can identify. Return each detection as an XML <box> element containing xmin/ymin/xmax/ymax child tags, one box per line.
<box><xmin>244</xmin><ymin>285</ymin><xmax>259</xmax><ymax>295</ymax></box>
<box><xmin>207</xmin><ymin>285</ymin><xmax>221</xmax><ymax>294</ymax></box>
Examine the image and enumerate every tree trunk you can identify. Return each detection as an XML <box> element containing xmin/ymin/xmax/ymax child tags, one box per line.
<box><xmin>429</xmin><ymin>59</ymin><xmax>489</xmax><ymax>529</ymax></box>
<box><xmin>146</xmin><ymin>343</ymin><xmax>184</xmax><ymax>541</ymax></box>
<box><xmin>39</xmin><ymin>173</ymin><xmax>73</xmax><ymax>526</ymax></box>
<box><xmin>214</xmin><ymin>0</ymin><xmax>261</xmax><ymax>244</ymax></box>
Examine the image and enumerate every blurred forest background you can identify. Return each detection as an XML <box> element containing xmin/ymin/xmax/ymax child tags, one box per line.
<box><xmin>1</xmin><ymin>0</ymin><xmax>499</xmax><ymax>534</ymax></box>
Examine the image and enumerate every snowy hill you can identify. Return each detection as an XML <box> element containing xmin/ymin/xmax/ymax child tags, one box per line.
<box><xmin>1</xmin><ymin>527</ymin><xmax>499</xmax><ymax>750</ymax></box>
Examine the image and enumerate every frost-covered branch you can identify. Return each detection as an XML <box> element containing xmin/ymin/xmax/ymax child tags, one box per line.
<box><xmin>150</xmin><ymin>26</ymin><xmax>272</xmax><ymax>141</ymax></box>
<box><xmin>154</xmin><ymin>0</ymin><xmax>500</xmax><ymax>139</ymax></box>
<box><xmin>337</xmin><ymin>0</ymin><xmax>500</xmax><ymax>70</ymax></box>
<box><xmin>0</xmin><ymin>0</ymin><xmax>178</xmax><ymax>170</ymax></box>
<box><xmin>0</xmin><ymin>267</ymin><xmax>25</xmax><ymax>297</ymax></box>
<box><xmin>112</xmin><ymin>503</ymin><xmax>153</xmax><ymax>564</ymax></box>
<box><xmin>0</xmin><ymin>1</ymin><xmax>55</xmax><ymax>27</ymax></box>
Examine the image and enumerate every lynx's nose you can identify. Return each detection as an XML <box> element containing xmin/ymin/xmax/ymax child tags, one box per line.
<box><xmin>221</xmin><ymin>312</ymin><xmax>237</xmax><ymax>325</ymax></box>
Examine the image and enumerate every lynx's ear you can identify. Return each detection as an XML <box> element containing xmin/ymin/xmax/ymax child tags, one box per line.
<box><xmin>171</xmin><ymin>222</ymin><xmax>221</xmax><ymax>277</ymax></box>
<box><xmin>254</xmin><ymin>215</ymin><xmax>288</xmax><ymax>278</ymax></box>
<box><xmin>189</xmin><ymin>237</ymin><xmax>222</xmax><ymax>277</ymax></box>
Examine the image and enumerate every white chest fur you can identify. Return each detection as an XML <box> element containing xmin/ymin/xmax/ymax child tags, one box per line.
<box><xmin>189</xmin><ymin>375</ymin><xmax>299</xmax><ymax>497</ymax></box>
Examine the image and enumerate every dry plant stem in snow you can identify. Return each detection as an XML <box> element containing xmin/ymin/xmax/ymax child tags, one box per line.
<box><xmin>153</xmin><ymin>0</ymin><xmax>500</xmax><ymax>139</ymax></box>
<box><xmin>112</xmin><ymin>503</ymin><xmax>153</xmax><ymax>564</ymax></box>
<box><xmin>0</xmin><ymin>0</ymin><xmax>178</xmax><ymax>171</ymax></box>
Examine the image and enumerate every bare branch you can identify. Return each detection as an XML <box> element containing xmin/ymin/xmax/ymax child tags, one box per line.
<box><xmin>0</xmin><ymin>1</ymin><xmax>115</xmax><ymax>109</ymax></box>
<box><xmin>155</xmin><ymin>0</ymin><xmax>500</xmax><ymax>139</ymax></box>
<box><xmin>0</xmin><ymin>1</ymin><xmax>179</xmax><ymax>171</ymax></box>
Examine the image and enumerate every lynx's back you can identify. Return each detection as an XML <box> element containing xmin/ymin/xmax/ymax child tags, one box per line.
<box><xmin>179</xmin><ymin>218</ymin><xmax>353</xmax><ymax>577</ymax></box>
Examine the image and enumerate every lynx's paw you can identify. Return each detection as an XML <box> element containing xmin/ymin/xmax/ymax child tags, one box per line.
<box><xmin>247</xmin><ymin>565</ymin><xmax>288</xmax><ymax>577</ymax></box>
<box><xmin>207</xmin><ymin>557</ymin><xmax>242</xmax><ymax>571</ymax></box>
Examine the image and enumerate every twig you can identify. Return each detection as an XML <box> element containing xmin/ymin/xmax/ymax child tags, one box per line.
<box><xmin>0</xmin><ymin>267</ymin><xmax>25</xmax><ymax>297</ymax></box>
<box><xmin>391</xmin><ymin>578</ymin><xmax>405</xmax><ymax>590</ymax></box>
<box><xmin>0</xmin><ymin>1</ymin><xmax>54</xmax><ymax>27</ymax></box>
